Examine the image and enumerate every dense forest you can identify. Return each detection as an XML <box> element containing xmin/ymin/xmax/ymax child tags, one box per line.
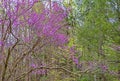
<box><xmin>0</xmin><ymin>0</ymin><xmax>120</xmax><ymax>81</ymax></box>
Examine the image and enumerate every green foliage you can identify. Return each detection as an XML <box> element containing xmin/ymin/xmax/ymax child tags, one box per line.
<box><xmin>66</xmin><ymin>0</ymin><xmax>120</xmax><ymax>81</ymax></box>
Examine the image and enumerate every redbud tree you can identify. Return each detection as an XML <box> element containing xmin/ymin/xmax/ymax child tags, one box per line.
<box><xmin>0</xmin><ymin>0</ymin><xmax>69</xmax><ymax>80</ymax></box>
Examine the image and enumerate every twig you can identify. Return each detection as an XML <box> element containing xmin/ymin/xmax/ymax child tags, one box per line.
<box><xmin>15</xmin><ymin>66</ymin><xmax>82</xmax><ymax>80</ymax></box>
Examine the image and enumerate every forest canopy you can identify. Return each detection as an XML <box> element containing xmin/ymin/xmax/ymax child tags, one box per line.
<box><xmin>0</xmin><ymin>0</ymin><xmax>120</xmax><ymax>81</ymax></box>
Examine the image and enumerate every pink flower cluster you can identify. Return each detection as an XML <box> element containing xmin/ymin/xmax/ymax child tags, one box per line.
<box><xmin>30</xmin><ymin>63</ymin><xmax>47</xmax><ymax>75</ymax></box>
<box><xmin>0</xmin><ymin>0</ymin><xmax>68</xmax><ymax>46</ymax></box>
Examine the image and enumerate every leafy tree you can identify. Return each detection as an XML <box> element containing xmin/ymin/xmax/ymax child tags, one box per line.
<box><xmin>68</xmin><ymin>0</ymin><xmax>120</xmax><ymax>81</ymax></box>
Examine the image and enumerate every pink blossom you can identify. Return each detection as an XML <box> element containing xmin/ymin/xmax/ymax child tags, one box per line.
<box><xmin>0</xmin><ymin>41</ymin><xmax>4</xmax><ymax>47</ymax></box>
